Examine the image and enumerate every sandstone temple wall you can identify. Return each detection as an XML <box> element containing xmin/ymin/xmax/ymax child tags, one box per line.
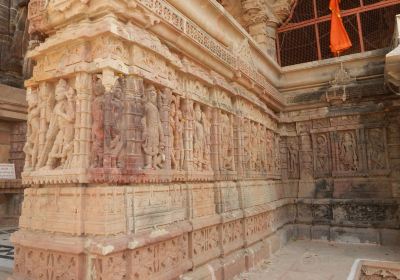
<box><xmin>8</xmin><ymin>0</ymin><xmax>400</xmax><ymax>279</ymax></box>
<box><xmin>11</xmin><ymin>0</ymin><xmax>298</xmax><ymax>279</ymax></box>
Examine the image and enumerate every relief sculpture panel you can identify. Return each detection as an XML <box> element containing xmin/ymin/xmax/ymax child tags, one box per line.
<box><xmin>365</xmin><ymin>127</ymin><xmax>389</xmax><ymax>174</ymax></box>
<box><xmin>312</xmin><ymin>133</ymin><xmax>331</xmax><ymax>178</ymax></box>
<box><xmin>332</xmin><ymin>130</ymin><xmax>361</xmax><ymax>176</ymax></box>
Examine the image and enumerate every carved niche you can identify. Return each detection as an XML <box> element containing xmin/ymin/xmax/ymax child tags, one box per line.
<box><xmin>365</xmin><ymin>127</ymin><xmax>389</xmax><ymax>173</ymax></box>
<box><xmin>24</xmin><ymin>88</ymin><xmax>40</xmax><ymax>171</ymax></box>
<box><xmin>286</xmin><ymin>136</ymin><xmax>299</xmax><ymax>179</ymax></box>
<box><xmin>241</xmin><ymin>118</ymin><xmax>274</xmax><ymax>176</ymax></box>
<box><xmin>141</xmin><ymin>84</ymin><xmax>167</xmax><ymax>170</ymax></box>
<box><xmin>192</xmin><ymin>102</ymin><xmax>212</xmax><ymax>172</ymax></box>
<box><xmin>36</xmin><ymin>79</ymin><xmax>76</xmax><ymax>170</ymax></box>
<box><xmin>90</xmin><ymin>75</ymin><xmax>106</xmax><ymax>168</ymax></box>
<box><xmin>219</xmin><ymin>111</ymin><xmax>235</xmax><ymax>172</ymax></box>
<box><xmin>312</xmin><ymin>133</ymin><xmax>331</xmax><ymax>178</ymax></box>
<box><xmin>331</xmin><ymin>130</ymin><xmax>361</xmax><ymax>176</ymax></box>
<box><xmin>104</xmin><ymin>78</ymin><xmax>125</xmax><ymax>168</ymax></box>
<box><xmin>169</xmin><ymin>95</ymin><xmax>184</xmax><ymax>171</ymax></box>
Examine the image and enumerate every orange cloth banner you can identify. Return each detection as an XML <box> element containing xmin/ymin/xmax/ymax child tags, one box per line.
<box><xmin>330</xmin><ymin>0</ymin><xmax>352</xmax><ymax>55</ymax></box>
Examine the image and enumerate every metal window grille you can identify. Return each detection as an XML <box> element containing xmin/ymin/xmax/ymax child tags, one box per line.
<box><xmin>277</xmin><ymin>0</ymin><xmax>400</xmax><ymax>66</ymax></box>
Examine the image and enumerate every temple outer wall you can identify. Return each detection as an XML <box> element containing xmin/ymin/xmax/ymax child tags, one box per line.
<box><xmin>9</xmin><ymin>1</ymin><xmax>400</xmax><ymax>280</ymax></box>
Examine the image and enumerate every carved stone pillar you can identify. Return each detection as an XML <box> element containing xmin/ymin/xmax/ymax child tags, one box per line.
<box><xmin>241</xmin><ymin>0</ymin><xmax>280</xmax><ymax>60</ymax></box>
<box><xmin>125</xmin><ymin>76</ymin><xmax>144</xmax><ymax>170</ymax></box>
<box><xmin>74</xmin><ymin>72</ymin><xmax>92</xmax><ymax>170</ymax></box>
<box><xmin>183</xmin><ymin>98</ymin><xmax>194</xmax><ymax>171</ymax></box>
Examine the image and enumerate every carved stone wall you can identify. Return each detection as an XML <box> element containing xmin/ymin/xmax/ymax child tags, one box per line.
<box><xmin>9</xmin><ymin>0</ymin><xmax>400</xmax><ymax>279</ymax></box>
<box><xmin>281</xmin><ymin>90</ymin><xmax>400</xmax><ymax>245</ymax></box>
<box><xmin>11</xmin><ymin>1</ymin><xmax>297</xmax><ymax>279</ymax></box>
<box><xmin>0</xmin><ymin>0</ymin><xmax>31</xmax><ymax>88</ymax></box>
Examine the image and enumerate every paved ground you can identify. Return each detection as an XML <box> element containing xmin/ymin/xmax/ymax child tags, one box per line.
<box><xmin>0</xmin><ymin>227</ymin><xmax>16</xmax><ymax>280</ymax></box>
<box><xmin>238</xmin><ymin>240</ymin><xmax>400</xmax><ymax>280</ymax></box>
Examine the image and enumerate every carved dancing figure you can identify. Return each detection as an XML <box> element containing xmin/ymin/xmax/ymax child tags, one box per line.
<box><xmin>91</xmin><ymin>76</ymin><xmax>105</xmax><ymax>168</ymax></box>
<box><xmin>141</xmin><ymin>85</ymin><xmax>165</xmax><ymax>169</ymax></box>
<box><xmin>23</xmin><ymin>88</ymin><xmax>40</xmax><ymax>170</ymax></box>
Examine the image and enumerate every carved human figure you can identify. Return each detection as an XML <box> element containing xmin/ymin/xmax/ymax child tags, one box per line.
<box><xmin>91</xmin><ymin>76</ymin><xmax>105</xmax><ymax>168</ymax></box>
<box><xmin>339</xmin><ymin>132</ymin><xmax>358</xmax><ymax>171</ymax></box>
<box><xmin>316</xmin><ymin>134</ymin><xmax>329</xmax><ymax>174</ymax></box>
<box><xmin>23</xmin><ymin>88</ymin><xmax>40</xmax><ymax>170</ymax></box>
<box><xmin>259</xmin><ymin>128</ymin><xmax>267</xmax><ymax>172</ymax></box>
<box><xmin>243</xmin><ymin>120</ymin><xmax>252</xmax><ymax>170</ymax></box>
<box><xmin>274</xmin><ymin>135</ymin><xmax>280</xmax><ymax>173</ymax></box>
<box><xmin>368</xmin><ymin>129</ymin><xmax>386</xmax><ymax>170</ymax></box>
<box><xmin>141</xmin><ymin>85</ymin><xmax>165</xmax><ymax>169</ymax></box>
<box><xmin>39</xmin><ymin>79</ymin><xmax>75</xmax><ymax>169</ymax></box>
<box><xmin>202</xmin><ymin>107</ymin><xmax>212</xmax><ymax>171</ymax></box>
<box><xmin>220</xmin><ymin>113</ymin><xmax>233</xmax><ymax>171</ymax></box>
<box><xmin>107</xmin><ymin>79</ymin><xmax>124</xmax><ymax>168</ymax></box>
<box><xmin>287</xmin><ymin>138</ymin><xmax>298</xmax><ymax>176</ymax></box>
<box><xmin>265</xmin><ymin>131</ymin><xmax>273</xmax><ymax>172</ymax></box>
<box><xmin>170</xmin><ymin>97</ymin><xmax>177</xmax><ymax>169</ymax></box>
<box><xmin>169</xmin><ymin>96</ymin><xmax>184</xmax><ymax>170</ymax></box>
<box><xmin>175</xmin><ymin>98</ymin><xmax>184</xmax><ymax>170</ymax></box>
<box><xmin>250</xmin><ymin>123</ymin><xmax>258</xmax><ymax>171</ymax></box>
<box><xmin>193</xmin><ymin>103</ymin><xmax>205</xmax><ymax>171</ymax></box>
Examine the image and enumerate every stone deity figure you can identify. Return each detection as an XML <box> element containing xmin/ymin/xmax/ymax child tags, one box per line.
<box><xmin>91</xmin><ymin>77</ymin><xmax>105</xmax><ymax>168</ymax></box>
<box><xmin>339</xmin><ymin>132</ymin><xmax>358</xmax><ymax>171</ymax></box>
<box><xmin>23</xmin><ymin>89</ymin><xmax>40</xmax><ymax>170</ymax></box>
<box><xmin>141</xmin><ymin>85</ymin><xmax>165</xmax><ymax>170</ymax></box>
<box><xmin>39</xmin><ymin>79</ymin><xmax>75</xmax><ymax>169</ymax></box>
<box><xmin>193</xmin><ymin>103</ymin><xmax>205</xmax><ymax>171</ymax></box>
